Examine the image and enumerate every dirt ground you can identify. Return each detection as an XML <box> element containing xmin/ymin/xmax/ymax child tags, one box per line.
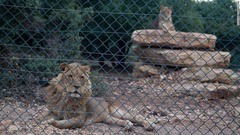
<box><xmin>0</xmin><ymin>71</ymin><xmax>240</xmax><ymax>135</ymax></box>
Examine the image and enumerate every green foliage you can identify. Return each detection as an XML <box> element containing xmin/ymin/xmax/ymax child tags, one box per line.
<box><xmin>0</xmin><ymin>72</ymin><xmax>20</xmax><ymax>90</ymax></box>
<box><xmin>196</xmin><ymin>0</ymin><xmax>239</xmax><ymax>68</ymax></box>
<box><xmin>0</xmin><ymin>0</ymin><xmax>93</xmax><ymax>57</ymax></box>
<box><xmin>0</xmin><ymin>55</ymin><xmax>60</xmax><ymax>97</ymax></box>
<box><xmin>80</xmin><ymin>0</ymin><xmax>160</xmax><ymax>68</ymax></box>
<box><xmin>0</xmin><ymin>0</ymin><xmax>240</xmax><ymax>98</ymax></box>
<box><xmin>159</xmin><ymin>0</ymin><xmax>205</xmax><ymax>32</ymax></box>
<box><xmin>90</xmin><ymin>71</ymin><xmax>110</xmax><ymax>97</ymax></box>
<box><xmin>174</xmin><ymin>10</ymin><xmax>204</xmax><ymax>32</ymax></box>
<box><xmin>196</xmin><ymin>0</ymin><xmax>236</xmax><ymax>34</ymax></box>
<box><xmin>1</xmin><ymin>0</ymin><xmax>240</xmax><ymax>77</ymax></box>
<box><xmin>10</xmin><ymin>55</ymin><xmax>60</xmax><ymax>81</ymax></box>
<box><xmin>0</xmin><ymin>0</ymin><xmax>93</xmax><ymax>90</ymax></box>
<box><xmin>22</xmin><ymin>58</ymin><xmax>59</xmax><ymax>77</ymax></box>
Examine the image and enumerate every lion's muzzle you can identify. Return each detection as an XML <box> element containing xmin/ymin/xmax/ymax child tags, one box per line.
<box><xmin>69</xmin><ymin>85</ymin><xmax>82</xmax><ymax>98</ymax></box>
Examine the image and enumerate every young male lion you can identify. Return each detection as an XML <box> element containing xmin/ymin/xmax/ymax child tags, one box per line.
<box><xmin>44</xmin><ymin>63</ymin><xmax>155</xmax><ymax>131</ymax></box>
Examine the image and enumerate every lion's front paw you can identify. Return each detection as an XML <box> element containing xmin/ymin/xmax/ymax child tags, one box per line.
<box><xmin>124</xmin><ymin>120</ymin><xmax>134</xmax><ymax>131</ymax></box>
<box><xmin>142</xmin><ymin>118</ymin><xmax>156</xmax><ymax>131</ymax></box>
<box><xmin>42</xmin><ymin>118</ymin><xmax>55</xmax><ymax>125</ymax></box>
<box><xmin>144</xmin><ymin>122</ymin><xmax>156</xmax><ymax>131</ymax></box>
<box><xmin>47</xmin><ymin>118</ymin><xmax>55</xmax><ymax>124</ymax></box>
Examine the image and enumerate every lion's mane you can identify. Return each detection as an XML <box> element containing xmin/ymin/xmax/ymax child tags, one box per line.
<box><xmin>45</xmin><ymin>63</ymin><xmax>91</xmax><ymax>120</ymax></box>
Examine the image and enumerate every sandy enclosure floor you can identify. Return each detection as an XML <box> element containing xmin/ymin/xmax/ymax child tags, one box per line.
<box><xmin>0</xmin><ymin>73</ymin><xmax>240</xmax><ymax>135</ymax></box>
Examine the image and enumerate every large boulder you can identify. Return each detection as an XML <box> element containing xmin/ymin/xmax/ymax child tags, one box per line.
<box><xmin>168</xmin><ymin>81</ymin><xmax>240</xmax><ymax>99</ymax></box>
<box><xmin>131</xmin><ymin>29</ymin><xmax>217</xmax><ymax>50</ymax></box>
<box><xmin>132</xmin><ymin>64</ymin><xmax>158</xmax><ymax>78</ymax></box>
<box><xmin>178</xmin><ymin>67</ymin><xmax>239</xmax><ymax>85</ymax></box>
<box><xmin>133</xmin><ymin>47</ymin><xmax>231</xmax><ymax>68</ymax></box>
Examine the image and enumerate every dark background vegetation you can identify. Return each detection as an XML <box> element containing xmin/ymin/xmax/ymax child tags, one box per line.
<box><xmin>0</xmin><ymin>0</ymin><xmax>239</xmax><ymax>95</ymax></box>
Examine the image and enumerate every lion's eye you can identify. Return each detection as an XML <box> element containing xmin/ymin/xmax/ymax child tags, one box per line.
<box><xmin>68</xmin><ymin>75</ymin><xmax>73</xmax><ymax>79</ymax></box>
<box><xmin>80</xmin><ymin>76</ymin><xmax>84</xmax><ymax>79</ymax></box>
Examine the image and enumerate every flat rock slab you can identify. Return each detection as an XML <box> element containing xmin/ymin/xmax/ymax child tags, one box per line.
<box><xmin>131</xmin><ymin>29</ymin><xmax>217</xmax><ymax>50</ymax></box>
<box><xmin>132</xmin><ymin>64</ymin><xmax>158</xmax><ymax>78</ymax></box>
<box><xmin>179</xmin><ymin>67</ymin><xmax>239</xmax><ymax>85</ymax></box>
<box><xmin>167</xmin><ymin>81</ymin><xmax>240</xmax><ymax>99</ymax></box>
<box><xmin>133</xmin><ymin>47</ymin><xmax>231</xmax><ymax>68</ymax></box>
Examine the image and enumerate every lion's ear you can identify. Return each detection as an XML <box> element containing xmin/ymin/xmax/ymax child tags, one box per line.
<box><xmin>81</xmin><ymin>65</ymin><xmax>90</xmax><ymax>74</ymax></box>
<box><xmin>49</xmin><ymin>74</ymin><xmax>62</xmax><ymax>85</ymax></box>
<box><xmin>59</xmin><ymin>63</ymin><xmax>68</xmax><ymax>71</ymax></box>
<box><xmin>160</xmin><ymin>5</ymin><xmax>164</xmax><ymax>9</ymax></box>
<box><xmin>49</xmin><ymin>78</ymin><xmax>58</xmax><ymax>85</ymax></box>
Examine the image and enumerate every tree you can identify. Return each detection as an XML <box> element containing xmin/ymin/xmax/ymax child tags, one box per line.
<box><xmin>196</xmin><ymin>0</ymin><xmax>239</xmax><ymax>68</ymax></box>
<box><xmin>159</xmin><ymin>0</ymin><xmax>204</xmax><ymax>32</ymax></box>
<box><xmin>0</xmin><ymin>0</ymin><xmax>93</xmax><ymax>63</ymax></box>
<box><xmin>80</xmin><ymin>0</ymin><xmax>160</xmax><ymax>70</ymax></box>
<box><xmin>0</xmin><ymin>0</ymin><xmax>93</xmax><ymax>88</ymax></box>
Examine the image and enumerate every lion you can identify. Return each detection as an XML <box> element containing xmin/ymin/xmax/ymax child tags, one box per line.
<box><xmin>43</xmin><ymin>62</ymin><xmax>155</xmax><ymax>131</ymax></box>
<box><xmin>153</xmin><ymin>5</ymin><xmax>175</xmax><ymax>31</ymax></box>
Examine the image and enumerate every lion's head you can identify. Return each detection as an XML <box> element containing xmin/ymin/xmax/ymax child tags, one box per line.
<box><xmin>160</xmin><ymin>5</ymin><xmax>173</xmax><ymax>18</ymax></box>
<box><xmin>45</xmin><ymin>63</ymin><xmax>92</xmax><ymax>119</ymax></box>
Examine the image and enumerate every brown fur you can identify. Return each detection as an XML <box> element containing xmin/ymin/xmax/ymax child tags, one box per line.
<box><xmin>43</xmin><ymin>63</ymin><xmax>155</xmax><ymax>131</ymax></box>
<box><xmin>153</xmin><ymin>5</ymin><xmax>175</xmax><ymax>31</ymax></box>
<box><xmin>45</xmin><ymin>63</ymin><xmax>92</xmax><ymax>120</ymax></box>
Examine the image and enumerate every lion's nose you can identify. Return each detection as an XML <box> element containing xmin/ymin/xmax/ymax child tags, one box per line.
<box><xmin>73</xmin><ymin>85</ymin><xmax>81</xmax><ymax>89</ymax></box>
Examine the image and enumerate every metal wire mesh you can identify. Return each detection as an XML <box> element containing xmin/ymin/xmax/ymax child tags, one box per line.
<box><xmin>0</xmin><ymin>0</ymin><xmax>240</xmax><ymax>134</ymax></box>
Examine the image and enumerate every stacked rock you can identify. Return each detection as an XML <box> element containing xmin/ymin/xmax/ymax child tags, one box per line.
<box><xmin>131</xmin><ymin>29</ymin><xmax>239</xmax><ymax>98</ymax></box>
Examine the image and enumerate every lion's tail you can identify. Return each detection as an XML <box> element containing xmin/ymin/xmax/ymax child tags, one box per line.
<box><xmin>50</xmin><ymin>117</ymin><xmax>85</xmax><ymax>129</ymax></box>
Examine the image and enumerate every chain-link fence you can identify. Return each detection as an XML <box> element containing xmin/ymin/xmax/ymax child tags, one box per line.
<box><xmin>1</xmin><ymin>0</ymin><xmax>240</xmax><ymax>134</ymax></box>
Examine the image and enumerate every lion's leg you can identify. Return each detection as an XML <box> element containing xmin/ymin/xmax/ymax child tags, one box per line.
<box><xmin>110</xmin><ymin>107</ymin><xmax>155</xmax><ymax>131</ymax></box>
<box><xmin>49</xmin><ymin>116</ymin><xmax>86</xmax><ymax>129</ymax></box>
<box><xmin>104</xmin><ymin>116</ymin><xmax>134</xmax><ymax>131</ymax></box>
<box><xmin>83</xmin><ymin>113</ymin><xmax>133</xmax><ymax>131</ymax></box>
<box><xmin>36</xmin><ymin>110</ymin><xmax>55</xmax><ymax>124</ymax></box>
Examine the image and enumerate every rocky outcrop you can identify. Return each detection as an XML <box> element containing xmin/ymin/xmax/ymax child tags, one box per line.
<box><xmin>178</xmin><ymin>67</ymin><xmax>239</xmax><ymax>85</ymax></box>
<box><xmin>168</xmin><ymin>81</ymin><xmax>240</xmax><ymax>99</ymax></box>
<box><xmin>132</xmin><ymin>29</ymin><xmax>217</xmax><ymax>50</ymax></box>
<box><xmin>132</xmin><ymin>64</ymin><xmax>158</xmax><ymax>78</ymax></box>
<box><xmin>133</xmin><ymin>47</ymin><xmax>231</xmax><ymax>68</ymax></box>
<box><xmin>130</xmin><ymin>8</ymin><xmax>239</xmax><ymax>99</ymax></box>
